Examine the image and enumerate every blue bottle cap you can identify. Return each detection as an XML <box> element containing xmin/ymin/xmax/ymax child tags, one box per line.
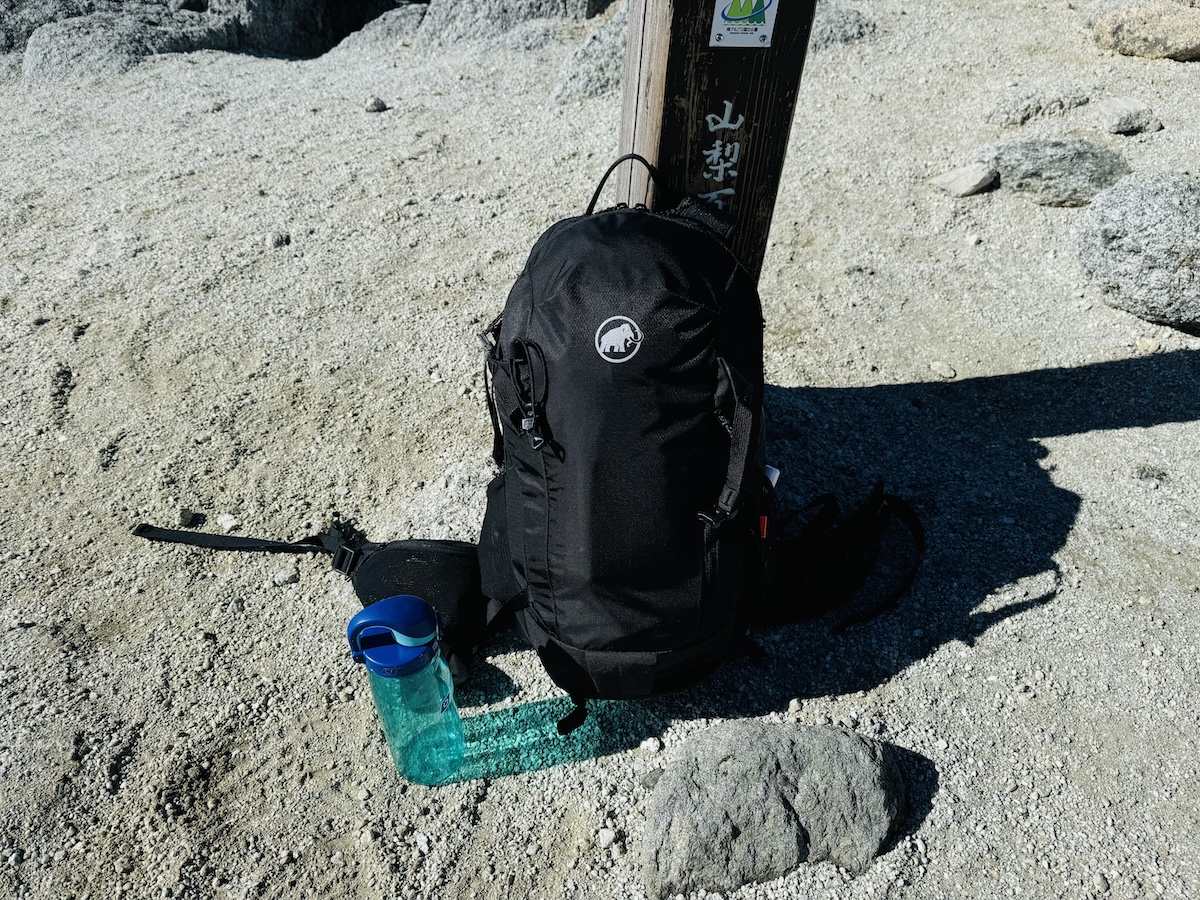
<box><xmin>347</xmin><ymin>595</ymin><xmax>440</xmax><ymax>678</ymax></box>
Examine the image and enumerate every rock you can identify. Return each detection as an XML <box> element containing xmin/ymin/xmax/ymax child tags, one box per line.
<box><xmin>930</xmin><ymin>361</ymin><xmax>957</xmax><ymax>380</ymax></box>
<box><xmin>496</xmin><ymin>19</ymin><xmax>568</xmax><ymax>51</ymax></box>
<box><xmin>176</xmin><ymin>507</ymin><xmax>195</xmax><ymax>528</ymax></box>
<box><xmin>418</xmin><ymin>0</ymin><xmax>613</xmax><ymax>48</ymax></box>
<box><xmin>1</xmin><ymin>0</ymin><xmax>103</xmax><ymax>54</ymax></box>
<box><xmin>216</xmin><ymin>514</ymin><xmax>239</xmax><ymax>532</ymax></box>
<box><xmin>550</xmin><ymin>0</ymin><xmax>627</xmax><ymax>104</ymax></box>
<box><xmin>22</xmin><ymin>9</ymin><xmax>237</xmax><ymax>80</ymax></box>
<box><xmin>971</xmin><ymin>138</ymin><xmax>1130</xmax><ymax>207</ymax></box>
<box><xmin>332</xmin><ymin>3</ymin><xmax>428</xmax><ymax>52</ymax></box>
<box><xmin>642</xmin><ymin>722</ymin><xmax>904</xmax><ymax>899</ymax></box>
<box><xmin>809</xmin><ymin>1</ymin><xmax>876</xmax><ymax>51</ymax></box>
<box><xmin>929</xmin><ymin>163</ymin><xmax>998</xmax><ymax>198</ymax></box>
<box><xmin>988</xmin><ymin>89</ymin><xmax>1089</xmax><ymax>127</ymax></box>
<box><xmin>1079</xmin><ymin>0</ymin><xmax>1143</xmax><ymax>29</ymax></box>
<box><xmin>266</xmin><ymin>230</ymin><xmax>291</xmax><ymax>248</ymax></box>
<box><xmin>597</xmin><ymin>827</ymin><xmax>617</xmax><ymax>849</ymax></box>
<box><xmin>1078</xmin><ymin>172</ymin><xmax>1200</xmax><ymax>333</ymax></box>
<box><xmin>207</xmin><ymin>0</ymin><xmax>402</xmax><ymax>58</ymax></box>
<box><xmin>272</xmin><ymin>568</ymin><xmax>299</xmax><ymax>586</ymax></box>
<box><xmin>1091</xmin><ymin>0</ymin><xmax>1200</xmax><ymax>60</ymax></box>
<box><xmin>1095</xmin><ymin>97</ymin><xmax>1163</xmax><ymax>134</ymax></box>
<box><xmin>365</xmin><ymin>96</ymin><xmax>388</xmax><ymax>113</ymax></box>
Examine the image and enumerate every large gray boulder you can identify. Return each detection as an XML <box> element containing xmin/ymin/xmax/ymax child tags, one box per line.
<box><xmin>7</xmin><ymin>1</ymin><xmax>406</xmax><ymax>63</ymax></box>
<box><xmin>207</xmin><ymin>0</ymin><xmax>400</xmax><ymax>58</ymax></box>
<box><xmin>971</xmin><ymin>138</ymin><xmax>1130</xmax><ymax>206</ymax></box>
<box><xmin>1090</xmin><ymin>0</ymin><xmax>1200</xmax><ymax>60</ymax></box>
<box><xmin>550</xmin><ymin>0</ymin><xmax>625</xmax><ymax>103</ymax></box>
<box><xmin>0</xmin><ymin>0</ymin><xmax>104</xmax><ymax>53</ymax></box>
<box><xmin>417</xmin><ymin>0</ymin><xmax>613</xmax><ymax>48</ymax></box>
<box><xmin>642</xmin><ymin>723</ymin><xmax>905</xmax><ymax>899</ymax></box>
<box><xmin>1078</xmin><ymin>172</ymin><xmax>1200</xmax><ymax>333</ymax></box>
<box><xmin>21</xmin><ymin>7</ymin><xmax>236</xmax><ymax>80</ymax></box>
<box><xmin>331</xmin><ymin>2</ymin><xmax>427</xmax><ymax>53</ymax></box>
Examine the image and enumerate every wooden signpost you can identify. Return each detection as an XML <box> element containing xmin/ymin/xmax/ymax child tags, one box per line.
<box><xmin>618</xmin><ymin>0</ymin><xmax>817</xmax><ymax>282</ymax></box>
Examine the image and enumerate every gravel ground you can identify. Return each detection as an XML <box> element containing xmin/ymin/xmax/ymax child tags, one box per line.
<box><xmin>2</xmin><ymin>2</ymin><xmax>1199</xmax><ymax>899</ymax></box>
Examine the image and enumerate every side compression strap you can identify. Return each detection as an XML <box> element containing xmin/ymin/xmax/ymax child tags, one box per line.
<box><xmin>704</xmin><ymin>357</ymin><xmax>754</xmax><ymax>525</ymax></box>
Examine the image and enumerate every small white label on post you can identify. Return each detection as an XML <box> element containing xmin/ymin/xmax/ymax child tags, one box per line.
<box><xmin>710</xmin><ymin>0</ymin><xmax>779</xmax><ymax>48</ymax></box>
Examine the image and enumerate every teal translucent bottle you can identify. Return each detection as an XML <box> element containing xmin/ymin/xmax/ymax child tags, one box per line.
<box><xmin>347</xmin><ymin>595</ymin><xmax>465</xmax><ymax>785</ymax></box>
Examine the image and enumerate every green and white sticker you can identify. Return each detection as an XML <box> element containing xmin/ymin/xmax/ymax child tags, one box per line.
<box><xmin>710</xmin><ymin>0</ymin><xmax>779</xmax><ymax>48</ymax></box>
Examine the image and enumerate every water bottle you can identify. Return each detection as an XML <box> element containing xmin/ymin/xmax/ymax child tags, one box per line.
<box><xmin>347</xmin><ymin>595</ymin><xmax>465</xmax><ymax>785</ymax></box>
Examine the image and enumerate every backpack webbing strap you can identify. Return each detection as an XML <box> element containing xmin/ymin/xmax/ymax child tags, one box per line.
<box><xmin>704</xmin><ymin>358</ymin><xmax>755</xmax><ymax>525</ymax></box>
<box><xmin>132</xmin><ymin>523</ymin><xmax>332</xmax><ymax>555</ymax></box>
<box><xmin>830</xmin><ymin>490</ymin><xmax>926</xmax><ymax>632</ymax></box>
<box><xmin>557</xmin><ymin>696</ymin><xmax>589</xmax><ymax>736</ymax></box>
<box><xmin>131</xmin><ymin>520</ymin><xmax>370</xmax><ymax>575</ymax></box>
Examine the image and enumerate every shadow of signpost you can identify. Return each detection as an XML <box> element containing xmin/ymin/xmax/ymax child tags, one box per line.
<box><xmin>452</xmin><ymin>351</ymin><xmax>1200</xmax><ymax>778</ymax></box>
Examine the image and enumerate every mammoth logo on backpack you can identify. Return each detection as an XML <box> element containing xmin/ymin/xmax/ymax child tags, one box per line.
<box><xmin>595</xmin><ymin>316</ymin><xmax>643</xmax><ymax>363</ymax></box>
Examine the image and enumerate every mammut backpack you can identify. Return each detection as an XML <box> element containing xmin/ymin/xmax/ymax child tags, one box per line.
<box><xmin>477</xmin><ymin>155</ymin><xmax>771</xmax><ymax>725</ymax></box>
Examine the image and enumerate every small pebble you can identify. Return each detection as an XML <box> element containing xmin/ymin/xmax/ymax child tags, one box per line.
<box><xmin>639</xmin><ymin>737</ymin><xmax>663</xmax><ymax>753</ymax></box>
<box><xmin>1136</xmin><ymin>337</ymin><xmax>1161</xmax><ymax>354</ymax></box>
<box><xmin>176</xmin><ymin>507</ymin><xmax>195</xmax><ymax>527</ymax></box>
<box><xmin>597</xmin><ymin>828</ymin><xmax>617</xmax><ymax>850</ymax></box>
<box><xmin>930</xmin><ymin>360</ymin><xmax>957</xmax><ymax>380</ymax></box>
<box><xmin>217</xmin><ymin>514</ymin><xmax>239</xmax><ymax>532</ymax></box>
<box><xmin>415</xmin><ymin>832</ymin><xmax>430</xmax><ymax>854</ymax></box>
<box><xmin>273</xmin><ymin>568</ymin><xmax>299</xmax><ymax>587</ymax></box>
<box><xmin>787</xmin><ymin>698</ymin><xmax>803</xmax><ymax>714</ymax></box>
<box><xmin>193</xmin><ymin>431</ymin><xmax>211</xmax><ymax>444</ymax></box>
<box><xmin>266</xmin><ymin>231</ymin><xmax>291</xmax><ymax>249</ymax></box>
<box><xmin>365</xmin><ymin>96</ymin><xmax>388</xmax><ymax>113</ymax></box>
<box><xmin>357</xmin><ymin>787</ymin><xmax>371</xmax><ymax>801</ymax></box>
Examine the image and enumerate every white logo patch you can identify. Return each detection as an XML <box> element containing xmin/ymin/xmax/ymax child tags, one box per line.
<box><xmin>595</xmin><ymin>316</ymin><xmax>643</xmax><ymax>363</ymax></box>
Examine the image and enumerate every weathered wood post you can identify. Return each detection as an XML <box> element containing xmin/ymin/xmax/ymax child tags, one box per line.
<box><xmin>618</xmin><ymin>0</ymin><xmax>817</xmax><ymax>281</ymax></box>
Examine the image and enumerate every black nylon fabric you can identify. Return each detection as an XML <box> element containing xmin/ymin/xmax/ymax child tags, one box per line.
<box><xmin>481</xmin><ymin>204</ymin><xmax>765</xmax><ymax>699</ymax></box>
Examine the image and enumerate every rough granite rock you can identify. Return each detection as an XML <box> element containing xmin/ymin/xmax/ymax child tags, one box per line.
<box><xmin>550</xmin><ymin>0</ymin><xmax>626</xmax><ymax>103</ymax></box>
<box><xmin>207</xmin><ymin>0</ymin><xmax>401</xmax><ymax>58</ymax></box>
<box><xmin>642</xmin><ymin>723</ymin><xmax>905</xmax><ymax>899</ymax></box>
<box><xmin>809</xmin><ymin>0</ymin><xmax>876</xmax><ymax>51</ymax></box>
<box><xmin>1096</xmin><ymin>96</ymin><xmax>1163</xmax><ymax>134</ymax></box>
<box><xmin>1091</xmin><ymin>0</ymin><xmax>1200</xmax><ymax>60</ymax></box>
<box><xmin>971</xmin><ymin>138</ymin><xmax>1130</xmax><ymax>206</ymax></box>
<box><xmin>0</xmin><ymin>0</ymin><xmax>105</xmax><ymax>53</ymax></box>
<box><xmin>417</xmin><ymin>0</ymin><xmax>613</xmax><ymax>47</ymax></box>
<box><xmin>1078</xmin><ymin>172</ymin><xmax>1200</xmax><ymax>333</ymax></box>
<box><xmin>988</xmin><ymin>89</ymin><xmax>1090</xmax><ymax>127</ymax></box>
<box><xmin>21</xmin><ymin>8</ymin><xmax>237</xmax><ymax>80</ymax></box>
<box><xmin>331</xmin><ymin>2</ymin><xmax>427</xmax><ymax>53</ymax></box>
<box><xmin>929</xmin><ymin>163</ymin><xmax>999</xmax><ymax>197</ymax></box>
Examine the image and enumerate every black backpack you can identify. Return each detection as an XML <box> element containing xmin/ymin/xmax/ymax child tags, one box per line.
<box><xmin>477</xmin><ymin>155</ymin><xmax>772</xmax><ymax>723</ymax></box>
